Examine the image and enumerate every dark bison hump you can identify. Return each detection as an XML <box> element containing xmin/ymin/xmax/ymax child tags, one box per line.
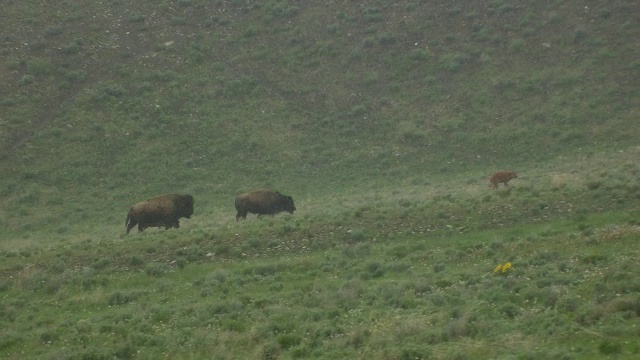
<box><xmin>173</xmin><ymin>194</ymin><xmax>194</xmax><ymax>217</ymax></box>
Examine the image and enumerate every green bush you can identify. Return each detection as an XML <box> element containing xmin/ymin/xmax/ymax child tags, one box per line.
<box><xmin>348</xmin><ymin>229</ymin><xmax>366</xmax><ymax>242</ymax></box>
<box><xmin>108</xmin><ymin>291</ymin><xmax>138</xmax><ymax>305</ymax></box>
<box><xmin>277</xmin><ymin>333</ymin><xmax>302</xmax><ymax>350</ymax></box>
<box><xmin>145</xmin><ymin>262</ymin><xmax>168</xmax><ymax>277</ymax></box>
<box><xmin>599</xmin><ymin>340</ymin><xmax>622</xmax><ymax>355</ymax></box>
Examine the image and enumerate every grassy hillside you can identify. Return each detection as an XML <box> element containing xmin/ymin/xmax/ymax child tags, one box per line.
<box><xmin>0</xmin><ymin>0</ymin><xmax>639</xmax><ymax>359</ymax></box>
<box><xmin>1</xmin><ymin>167</ymin><xmax>639</xmax><ymax>358</ymax></box>
<box><xmin>1</xmin><ymin>0</ymin><xmax>638</xmax><ymax>239</ymax></box>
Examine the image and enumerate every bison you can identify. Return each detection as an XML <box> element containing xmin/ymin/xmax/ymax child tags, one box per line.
<box><xmin>489</xmin><ymin>171</ymin><xmax>518</xmax><ymax>189</ymax></box>
<box><xmin>235</xmin><ymin>189</ymin><xmax>296</xmax><ymax>221</ymax></box>
<box><xmin>125</xmin><ymin>194</ymin><xmax>194</xmax><ymax>234</ymax></box>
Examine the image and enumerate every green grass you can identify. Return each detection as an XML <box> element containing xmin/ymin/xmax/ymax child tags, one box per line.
<box><xmin>1</xmin><ymin>153</ymin><xmax>639</xmax><ymax>358</ymax></box>
<box><xmin>1</xmin><ymin>208</ymin><xmax>639</xmax><ymax>359</ymax></box>
<box><xmin>1</xmin><ymin>0</ymin><xmax>639</xmax><ymax>358</ymax></box>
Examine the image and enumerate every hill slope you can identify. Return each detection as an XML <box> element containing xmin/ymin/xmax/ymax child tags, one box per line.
<box><xmin>1</xmin><ymin>0</ymin><xmax>638</xmax><ymax>239</ymax></box>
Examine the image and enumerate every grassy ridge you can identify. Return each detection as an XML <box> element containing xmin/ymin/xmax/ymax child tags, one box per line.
<box><xmin>1</xmin><ymin>146</ymin><xmax>639</xmax><ymax>358</ymax></box>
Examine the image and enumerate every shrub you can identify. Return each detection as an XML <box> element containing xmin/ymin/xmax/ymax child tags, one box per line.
<box><xmin>348</xmin><ymin>229</ymin><xmax>366</xmax><ymax>242</ymax></box>
<box><xmin>39</xmin><ymin>331</ymin><xmax>59</xmax><ymax>344</ymax></box>
<box><xmin>44</xmin><ymin>277</ymin><xmax>65</xmax><ymax>294</ymax></box>
<box><xmin>258</xmin><ymin>342</ymin><xmax>282</xmax><ymax>360</ymax></box>
<box><xmin>128</xmin><ymin>14</ymin><xmax>146</xmax><ymax>23</ymax></box>
<box><xmin>175</xmin><ymin>258</ymin><xmax>187</xmax><ymax>269</ymax></box>
<box><xmin>574</xmin><ymin>26</ymin><xmax>588</xmax><ymax>43</ymax></box>
<box><xmin>500</xmin><ymin>303</ymin><xmax>521</xmax><ymax>318</ymax></box>
<box><xmin>607</xmin><ymin>296</ymin><xmax>640</xmax><ymax>316</ymax></box>
<box><xmin>509</xmin><ymin>39</ymin><xmax>526</xmax><ymax>53</ymax></box>
<box><xmin>277</xmin><ymin>333</ymin><xmax>302</xmax><ymax>350</ymax></box>
<box><xmin>378</xmin><ymin>32</ymin><xmax>395</xmax><ymax>45</ymax></box>
<box><xmin>220</xmin><ymin>319</ymin><xmax>244</xmax><ymax>332</ymax></box>
<box><xmin>268</xmin><ymin>2</ymin><xmax>299</xmax><ymax>18</ymax></box>
<box><xmin>60</xmin><ymin>38</ymin><xmax>83</xmax><ymax>54</ymax></box>
<box><xmin>170</xmin><ymin>17</ymin><xmax>187</xmax><ymax>26</ymax></box>
<box><xmin>397</xmin><ymin>345</ymin><xmax>432</xmax><ymax>360</ymax></box>
<box><xmin>446</xmin><ymin>316</ymin><xmax>473</xmax><ymax>339</ymax></box>
<box><xmin>365</xmin><ymin>262</ymin><xmax>385</xmax><ymax>278</ymax></box>
<box><xmin>185</xmin><ymin>245</ymin><xmax>204</xmax><ymax>261</ymax></box>
<box><xmin>410</xmin><ymin>48</ymin><xmax>431</xmax><ymax>61</ymax></box>
<box><xmin>342</xmin><ymin>243</ymin><xmax>371</xmax><ymax>259</ymax></box>
<box><xmin>129</xmin><ymin>255</ymin><xmax>144</xmax><ymax>266</ymax></box>
<box><xmin>92</xmin><ymin>84</ymin><xmax>126</xmax><ymax>101</ymax></box>
<box><xmin>586</xmin><ymin>181</ymin><xmax>602</xmax><ymax>190</ymax></box>
<box><xmin>93</xmin><ymin>257</ymin><xmax>109</xmax><ymax>269</ymax></box>
<box><xmin>45</xmin><ymin>26</ymin><xmax>63</xmax><ymax>36</ymax></box>
<box><xmin>362</xmin><ymin>7</ymin><xmax>382</xmax><ymax>22</ymax></box>
<box><xmin>598</xmin><ymin>9</ymin><xmax>611</xmax><ymax>19</ymax></box>
<box><xmin>18</xmin><ymin>75</ymin><xmax>35</xmax><ymax>85</ymax></box>
<box><xmin>558</xmin><ymin>295</ymin><xmax>581</xmax><ymax>313</ymax></box>
<box><xmin>49</xmin><ymin>260</ymin><xmax>66</xmax><ymax>274</ymax></box>
<box><xmin>599</xmin><ymin>340</ymin><xmax>622</xmax><ymax>355</ymax></box>
<box><xmin>114</xmin><ymin>343</ymin><xmax>137</xmax><ymax>359</ymax></box>
<box><xmin>362</xmin><ymin>37</ymin><xmax>375</xmax><ymax>48</ymax></box>
<box><xmin>108</xmin><ymin>291</ymin><xmax>138</xmax><ymax>305</ymax></box>
<box><xmin>489</xmin><ymin>0</ymin><xmax>513</xmax><ymax>14</ymax></box>
<box><xmin>145</xmin><ymin>262</ymin><xmax>168</xmax><ymax>277</ymax></box>
<box><xmin>27</xmin><ymin>59</ymin><xmax>55</xmax><ymax>76</ymax></box>
<box><xmin>579</xmin><ymin>254</ymin><xmax>607</xmax><ymax>265</ymax></box>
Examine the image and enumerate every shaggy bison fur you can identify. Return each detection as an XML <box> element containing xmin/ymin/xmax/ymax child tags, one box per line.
<box><xmin>489</xmin><ymin>171</ymin><xmax>518</xmax><ymax>189</ymax></box>
<box><xmin>235</xmin><ymin>189</ymin><xmax>296</xmax><ymax>221</ymax></box>
<box><xmin>125</xmin><ymin>194</ymin><xmax>194</xmax><ymax>234</ymax></box>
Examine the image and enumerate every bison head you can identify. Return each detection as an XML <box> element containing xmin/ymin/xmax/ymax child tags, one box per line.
<box><xmin>178</xmin><ymin>194</ymin><xmax>194</xmax><ymax>218</ymax></box>
<box><xmin>283</xmin><ymin>195</ymin><xmax>296</xmax><ymax>214</ymax></box>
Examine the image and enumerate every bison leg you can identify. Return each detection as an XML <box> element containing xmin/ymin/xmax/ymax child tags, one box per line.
<box><xmin>161</xmin><ymin>220</ymin><xmax>179</xmax><ymax>229</ymax></box>
<box><xmin>236</xmin><ymin>211</ymin><xmax>247</xmax><ymax>222</ymax></box>
<box><xmin>126</xmin><ymin>221</ymin><xmax>137</xmax><ymax>234</ymax></box>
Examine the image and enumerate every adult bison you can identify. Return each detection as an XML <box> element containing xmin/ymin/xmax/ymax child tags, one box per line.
<box><xmin>125</xmin><ymin>194</ymin><xmax>194</xmax><ymax>234</ymax></box>
<box><xmin>235</xmin><ymin>189</ymin><xmax>296</xmax><ymax>221</ymax></box>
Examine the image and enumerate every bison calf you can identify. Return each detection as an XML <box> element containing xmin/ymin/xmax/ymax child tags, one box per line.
<box><xmin>125</xmin><ymin>194</ymin><xmax>194</xmax><ymax>234</ymax></box>
<box><xmin>489</xmin><ymin>171</ymin><xmax>518</xmax><ymax>189</ymax></box>
<box><xmin>235</xmin><ymin>189</ymin><xmax>296</xmax><ymax>221</ymax></box>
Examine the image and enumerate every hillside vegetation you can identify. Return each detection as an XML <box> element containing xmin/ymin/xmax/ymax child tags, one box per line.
<box><xmin>1</xmin><ymin>0</ymin><xmax>638</xmax><ymax>239</ymax></box>
<box><xmin>1</xmin><ymin>0</ymin><xmax>639</xmax><ymax>359</ymax></box>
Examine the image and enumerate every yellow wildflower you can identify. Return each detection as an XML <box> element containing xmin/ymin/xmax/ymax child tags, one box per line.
<box><xmin>502</xmin><ymin>262</ymin><xmax>512</xmax><ymax>273</ymax></box>
<box><xmin>493</xmin><ymin>264</ymin><xmax>502</xmax><ymax>273</ymax></box>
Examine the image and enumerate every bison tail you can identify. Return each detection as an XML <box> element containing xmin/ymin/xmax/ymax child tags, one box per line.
<box><xmin>125</xmin><ymin>209</ymin><xmax>135</xmax><ymax>234</ymax></box>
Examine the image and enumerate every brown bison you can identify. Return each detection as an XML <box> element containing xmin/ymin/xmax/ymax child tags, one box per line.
<box><xmin>235</xmin><ymin>189</ymin><xmax>296</xmax><ymax>221</ymax></box>
<box><xmin>125</xmin><ymin>194</ymin><xmax>194</xmax><ymax>234</ymax></box>
<box><xmin>489</xmin><ymin>171</ymin><xmax>518</xmax><ymax>189</ymax></box>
